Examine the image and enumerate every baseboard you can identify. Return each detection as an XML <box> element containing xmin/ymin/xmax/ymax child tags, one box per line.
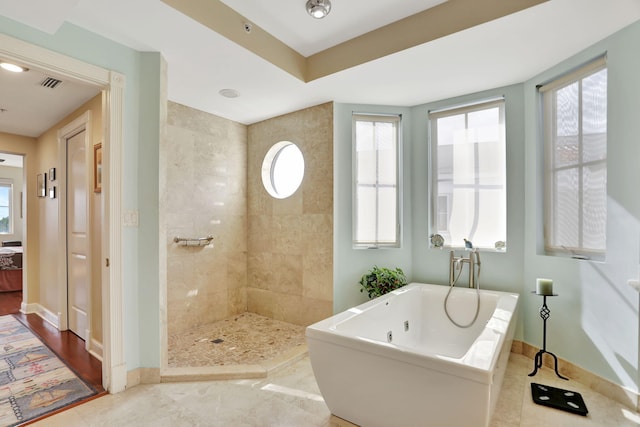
<box><xmin>109</xmin><ymin>362</ymin><xmax>128</xmax><ymax>393</ymax></box>
<box><xmin>20</xmin><ymin>302</ymin><xmax>38</xmax><ymax>315</ymax></box>
<box><xmin>89</xmin><ymin>338</ymin><xmax>103</xmax><ymax>362</ymax></box>
<box><xmin>21</xmin><ymin>303</ymin><xmax>60</xmax><ymax>329</ymax></box>
<box><xmin>127</xmin><ymin>368</ymin><xmax>161</xmax><ymax>388</ymax></box>
<box><xmin>512</xmin><ymin>340</ymin><xmax>640</xmax><ymax>412</ymax></box>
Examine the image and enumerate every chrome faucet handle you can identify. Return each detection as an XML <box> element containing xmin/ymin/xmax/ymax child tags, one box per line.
<box><xmin>430</xmin><ymin>234</ymin><xmax>445</xmax><ymax>248</ymax></box>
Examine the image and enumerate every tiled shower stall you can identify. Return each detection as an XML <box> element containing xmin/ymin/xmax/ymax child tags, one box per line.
<box><xmin>163</xmin><ymin>101</ymin><xmax>333</xmax><ymax>367</ymax></box>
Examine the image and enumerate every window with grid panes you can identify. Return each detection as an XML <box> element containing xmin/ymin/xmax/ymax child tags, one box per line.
<box><xmin>353</xmin><ymin>114</ymin><xmax>401</xmax><ymax>248</ymax></box>
<box><xmin>541</xmin><ymin>57</ymin><xmax>607</xmax><ymax>258</ymax></box>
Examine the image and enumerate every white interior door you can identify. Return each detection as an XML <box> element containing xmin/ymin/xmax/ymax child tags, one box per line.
<box><xmin>67</xmin><ymin>129</ymin><xmax>89</xmax><ymax>340</ymax></box>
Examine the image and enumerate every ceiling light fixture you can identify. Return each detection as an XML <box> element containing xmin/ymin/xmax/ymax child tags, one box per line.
<box><xmin>306</xmin><ymin>0</ymin><xmax>331</xmax><ymax>19</ymax></box>
<box><xmin>219</xmin><ymin>88</ymin><xmax>240</xmax><ymax>98</ymax></box>
<box><xmin>0</xmin><ymin>62</ymin><xmax>28</xmax><ymax>73</ymax></box>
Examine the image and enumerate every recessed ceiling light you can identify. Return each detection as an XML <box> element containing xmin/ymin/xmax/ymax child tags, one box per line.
<box><xmin>0</xmin><ymin>62</ymin><xmax>29</xmax><ymax>73</ymax></box>
<box><xmin>219</xmin><ymin>88</ymin><xmax>240</xmax><ymax>98</ymax></box>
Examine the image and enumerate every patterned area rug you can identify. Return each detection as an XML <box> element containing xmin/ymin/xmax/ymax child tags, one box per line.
<box><xmin>0</xmin><ymin>315</ymin><xmax>96</xmax><ymax>426</ymax></box>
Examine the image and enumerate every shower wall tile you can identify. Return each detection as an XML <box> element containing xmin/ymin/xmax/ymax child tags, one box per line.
<box><xmin>218</xmin><ymin>215</ymin><xmax>247</xmax><ymax>253</ymax></box>
<box><xmin>271</xmin><ymin>293</ymin><xmax>303</xmax><ymax>324</ymax></box>
<box><xmin>302</xmin><ymin>251</ymin><xmax>333</xmax><ymax>302</ymax></box>
<box><xmin>247</xmin><ymin>252</ymin><xmax>274</xmax><ymax>290</ymax></box>
<box><xmin>272</xmin><ymin>192</ymin><xmax>303</xmax><ymax>215</ymax></box>
<box><xmin>248</xmin><ymin>215</ymin><xmax>271</xmax><ymax>253</ymax></box>
<box><xmin>227</xmin><ymin>287</ymin><xmax>247</xmax><ymax>316</ymax></box>
<box><xmin>299</xmin><ymin>298</ymin><xmax>333</xmax><ymax>326</ymax></box>
<box><xmin>247</xmin><ymin>102</ymin><xmax>334</xmax><ymax>327</ymax></box>
<box><xmin>272</xmin><ymin>254</ymin><xmax>303</xmax><ymax>295</ymax></box>
<box><xmin>227</xmin><ymin>252</ymin><xmax>247</xmax><ymax>289</ymax></box>
<box><xmin>301</xmin><ymin>214</ymin><xmax>332</xmax><ymax>254</ymax></box>
<box><xmin>272</xmin><ymin>215</ymin><xmax>302</xmax><ymax>255</ymax></box>
<box><xmin>247</xmin><ymin>287</ymin><xmax>274</xmax><ymax>318</ymax></box>
<box><xmin>165</xmin><ymin>101</ymin><xmax>248</xmax><ymax>336</ymax></box>
<box><xmin>165</xmin><ymin>101</ymin><xmax>333</xmax><ymax>336</ymax></box>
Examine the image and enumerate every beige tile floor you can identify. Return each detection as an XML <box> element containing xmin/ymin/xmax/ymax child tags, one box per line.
<box><xmin>33</xmin><ymin>353</ymin><xmax>640</xmax><ymax>426</ymax></box>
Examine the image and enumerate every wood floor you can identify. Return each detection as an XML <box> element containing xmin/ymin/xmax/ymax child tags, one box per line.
<box><xmin>0</xmin><ymin>290</ymin><xmax>105</xmax><ymax>396</ymax></box>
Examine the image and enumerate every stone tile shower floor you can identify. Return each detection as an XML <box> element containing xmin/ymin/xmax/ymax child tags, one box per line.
<box><xmin>168</xmin><ymin>312</ymin><xmax>307</xmax><ymax>367</ymax></box>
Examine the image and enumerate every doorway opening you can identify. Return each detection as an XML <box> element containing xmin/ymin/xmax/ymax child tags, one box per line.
<box><xmin>0</xmin><ymin>33</ymin><xmax>126</xmax><ymax>393</ymax></box>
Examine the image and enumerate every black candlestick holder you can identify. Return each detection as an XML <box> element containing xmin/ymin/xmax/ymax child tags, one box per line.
<box><xmin>528</xmin><ymin>292</ymin><xmax>568</xmax><ymax>380</ymax></box>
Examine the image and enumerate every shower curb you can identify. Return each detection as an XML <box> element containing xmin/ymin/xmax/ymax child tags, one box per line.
<box><xmin>160</xmin><ymin>344</ymin><xmax>308</xmax><ymax>383</ymax></box>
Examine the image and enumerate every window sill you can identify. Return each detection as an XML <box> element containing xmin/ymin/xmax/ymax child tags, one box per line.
<box><xmin>353</xmin><ymin>245</ymin><xmax>401</xmax><ymax>250</ymax></box>
<box><xmin>432</xmin><ymin>245</ymin><xmax>507</xmax><ymax>254</ymax></box>
<box><xmin>543</xmin><ymin>250</ymin><xmax>605</xmax><ymax>263</ymax></box>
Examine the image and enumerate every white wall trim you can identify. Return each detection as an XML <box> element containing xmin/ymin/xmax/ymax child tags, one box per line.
<box><xmin>103</xmin><ymin>71</ymin><xmax>126</xmax><ymax>393</ymax></box>
<box><xmin>0</xmin><ymin>33</ymin><xmax>125</xmax><ymax>394</ymax></box>
<box><xmin>0</xmin><ymin>34</ymin><xmax>110</xmax><ymax>86</ymax></box>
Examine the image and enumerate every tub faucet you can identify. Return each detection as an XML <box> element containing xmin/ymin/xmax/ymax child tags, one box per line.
<box><xmin>449</xmin><ymin>249</ymin><xmax>481</xmax><ymax>288</ymax></box>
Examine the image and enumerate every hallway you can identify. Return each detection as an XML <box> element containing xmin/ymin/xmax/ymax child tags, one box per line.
<box><xmin>0</xmin><ymin>290</ymin><xmax>105</xmax><ymax>424</ymax></box>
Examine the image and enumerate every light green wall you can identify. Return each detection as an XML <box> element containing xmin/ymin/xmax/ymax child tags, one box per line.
<box><xmin>334</xmin><ymin>20</ymin><xmax>640</xmax><ymax>393</ymax></box>
<box><xmin>522</xmin><ymin>21</ymin><xmax>640</xmax><ymax>392</ymax></box>
<box><xmin>409</xmin><ymin>84</ymin><xmax>527</xmax><ymax>343</ymax></box>
<box><xmin>0</xmin><ymin>17</ymin><xmax>162</xmax><ymax>370</ymax></box>
<box><xmin>333</xmin><ymin>104</ymin><xmax>413</xmax><ymax>312</ymax></box>
<box><xmin>409</xmin><ymin>84</ymin><xmax>526</xmax><ymax>293</ymax></box>
<box><xmin>334</xmin><ymin>86</ymin><xmax>526</xmax><ymax>335</ymax></box>
<box><xmin>137</xmin><ymin>53</ymin><xmax>162</xmax><ymax>368</ymax></box>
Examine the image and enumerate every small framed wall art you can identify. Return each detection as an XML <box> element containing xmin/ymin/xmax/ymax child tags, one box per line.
<box><xmin>37</xmin><ymin>173</ymin><xmax>47</xmax><ymax>198</ymax></box>
<box><xmin>94</xmin><ymin>143</ymin><xmax>102</xmax><ymax>193</ymax></box>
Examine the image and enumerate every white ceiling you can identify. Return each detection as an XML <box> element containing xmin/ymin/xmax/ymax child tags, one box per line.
<box><xmin>0</xmin><ymin>0</ymin><xmax>639</xmax><ymax>137</ymax></box>
<box><xmin>0</xmin><ymin>65</ymin><xmax>100</xmax><ymax>137</ymax></box>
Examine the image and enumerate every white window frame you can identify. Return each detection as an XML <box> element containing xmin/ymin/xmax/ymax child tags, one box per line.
<box><xmin>0</xmin><ymin>179</ymin><xmax>13</xmax><ymax>235</ymax></box>
<box><xmin>352</xmin><ymin>113</ymin><xmax>402</xmax><ymax>249</ymax></box>
<box><xmin>540</xmin><ymin>56</ymin><xmax>607</xmax><ymax>259</ymax></box>
<box><xmin>429</xmin><ymin>97</ymin><xmax>507</xmax><ymax>250</ymax></box>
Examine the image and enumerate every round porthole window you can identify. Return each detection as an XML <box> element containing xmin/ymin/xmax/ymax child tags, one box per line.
<box><xmin>261</xmin><ymin>141</ymin><xmax>305</xmax><ymax>199</ymax></box>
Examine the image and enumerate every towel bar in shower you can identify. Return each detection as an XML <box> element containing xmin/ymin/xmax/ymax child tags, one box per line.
<box><xmin>173</xmin><ymin>235</ymin><xmax>214</xmax><ymax>246</ymax></box>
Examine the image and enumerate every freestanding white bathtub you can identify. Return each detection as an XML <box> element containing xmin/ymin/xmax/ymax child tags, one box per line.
<box><xmin>306</xmin><ymin>282</ymin><xmax>519</xmax><ymax>427</ymax></box>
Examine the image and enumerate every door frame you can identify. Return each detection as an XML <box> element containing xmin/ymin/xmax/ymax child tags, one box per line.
<box><xmin>0</xmin><ymin>33</ymin><xmax>127</xmax><ymax>393</ymax></box>
<box><xmin>57</xmin><ymin>113</ymin><xmax>92</xmax><ymax>346</ymax></box>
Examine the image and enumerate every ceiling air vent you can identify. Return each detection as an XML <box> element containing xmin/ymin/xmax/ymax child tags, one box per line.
<box><xmin>40</xmin><ymin>77</ymin><xmax>63</xmax><ymax>89</ymax></box>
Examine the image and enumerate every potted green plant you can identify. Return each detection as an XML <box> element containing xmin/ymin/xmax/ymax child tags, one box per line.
<box><xmin>359</xmin><ymin>266</ymin><xmax>408</xmax><ymax>299</ymax></box>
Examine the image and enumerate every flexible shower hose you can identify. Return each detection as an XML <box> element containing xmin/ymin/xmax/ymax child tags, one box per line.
<box><xmin>444</xmin><ymin>258</ymin><xmax>481</xmax><ymax>328</ymax></box>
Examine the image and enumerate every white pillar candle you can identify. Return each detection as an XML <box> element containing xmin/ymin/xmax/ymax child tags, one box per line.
<box><xmin>536</xmin><ymin>278</ymin><xmax>553</xmax><ymax>296</ymax></box>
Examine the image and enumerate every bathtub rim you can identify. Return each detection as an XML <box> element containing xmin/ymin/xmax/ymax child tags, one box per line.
<box><xmin>306</xmin><ymin>282</ymin><xmax>519</xmax><ymax>385</ymax></box>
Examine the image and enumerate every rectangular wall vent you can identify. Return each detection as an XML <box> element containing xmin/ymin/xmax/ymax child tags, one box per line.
<box><xmin>40</xmin><ymin>77</ymin><xmax>63</xmax><ymax>89</ymax></box>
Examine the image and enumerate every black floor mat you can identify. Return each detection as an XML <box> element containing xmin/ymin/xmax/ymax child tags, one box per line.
<box><xmin>531</xmin><ymin>383</ymin><xmax>588</xmax><ymax>416</ymax></box>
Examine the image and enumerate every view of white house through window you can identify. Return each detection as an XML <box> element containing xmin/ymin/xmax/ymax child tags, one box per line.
<box><xmin>261</xmin><ymin>141</ymin><xmax>305</xmax><ymax>199</ymax></box>
<box><xmin>353</xmin><ymin>114</ymin><xmax>400</xmax><ymax>248</ymax></box>
<box><xmin>0</xmin><ymin>181</ymin><xmax>12</xmax><ymax>234</ymax></box>
<box><xmin>542</xmin><ymin>57</ymin><xmax>607</xmax><ymax>256</ymax></box>
<box><xmin>430</xmin><ymin>99</ymin><xmax>506</xmax><ymax>249</ymax></box>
